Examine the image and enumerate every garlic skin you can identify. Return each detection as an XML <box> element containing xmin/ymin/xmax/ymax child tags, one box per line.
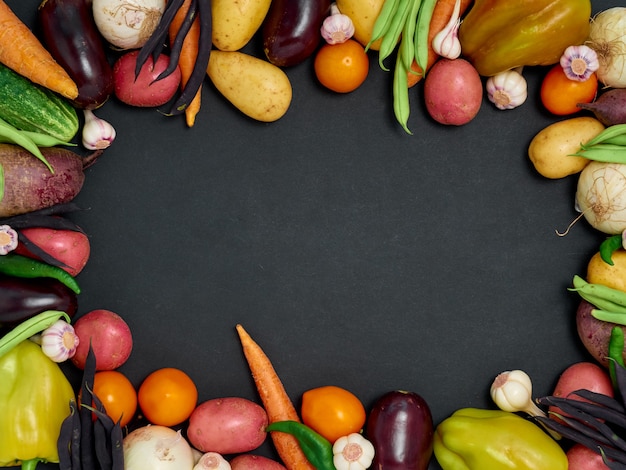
<box><xmin>82</xmin><ymin>109</ymin><xmax>116</xmax><ymax>150</ymax></box>
<box><xmin>560</xmin><ymin>44</ymin><xmax>599</xmax><ymax>82</ymax></box>
<box><xmin>0</xmin><ymin>225</ymin><xmax>18</xmax><ymax>255</ymax></box>
<box><xmin>486</xmin><ymin>69</ymin><xmax>528</xmax><ymax>110</ymax></box>
<box><xmin>431</xmin><ymin>0</ymin><xmax>462</xmax><ymax>59</ymax></box>
<box><xmin>321</xmin><ymin>3</ymin><xmax>355</xmax><ymax>45</ymax></box>
<box><xmin>333</xmin><ymin>433</ymin><xmax>375</xmax><ymax>470</ymax></box>
<box><xmin>193</xmin><ymin>452</ymin><xmax>231</xmax><ymax>470</ymax></box>
<box><xmin>40</xmin><ymin>320</ymin><xmax>80</xmax><ymax>363</ymax></box>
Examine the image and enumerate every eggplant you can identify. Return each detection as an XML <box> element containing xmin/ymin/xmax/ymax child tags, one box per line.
<box><xmin>262</xmin><ymin>0</ymin><xmax>330</xmax><ymax>67</ymax></box>
<box><xmin>366</xmin><ymin>390</ymin><xmax>434</xmax><ymax>470</ymax></box>
<box><xmin>38</xmin><ymin>0</ymin><xmax>114</xmax><ymax>109</ymax></box>
<box><xmin>0</xmin><ymin>275</ymin><xmax>78</xmax><ymax>327</ymax></box>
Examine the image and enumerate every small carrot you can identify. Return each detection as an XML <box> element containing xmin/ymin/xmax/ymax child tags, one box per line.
<box><xmin>407</xmin><ymin>0</ymin><xmax>473</xmax><ymax>87</ymax></box>
<box><xmin>168</xmin><ymin>0</ymin><xmax>202</xmax><ymax>127</ymax></box>
<box><xmin>0</xmin><ymin>0</ymin><xmax>78</xmax><ymax>99</ymax></box>
<box><xmin>235</xmin><ymin>324</ymin><xmax>315</xmax><ymax>470</ymax></box>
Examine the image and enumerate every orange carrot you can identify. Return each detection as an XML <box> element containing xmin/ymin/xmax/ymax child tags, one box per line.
<box><xmin>0</xmin><ymin>0</ymin><xmax>78</xmax><ymax>99</ymax></box>
<box><xmin>407</xmin><ymin>0</ymin><xmax>473</xmax><ymax>87</ymax></box>
<box><xmin>168</xmin><ymin>0</ymin><xmax>202</xmax><ymax>127</ymax></box>
<box><xmin>235</xmin><ymin>324</ymin><xmax>315</xmax><ymax>470</ymax></box>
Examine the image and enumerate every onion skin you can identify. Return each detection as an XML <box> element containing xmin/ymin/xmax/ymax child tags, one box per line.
<box><xmin>588</xmin><ymin>7</ymin><xmax>626</xmax><ymax>88</ymax></box>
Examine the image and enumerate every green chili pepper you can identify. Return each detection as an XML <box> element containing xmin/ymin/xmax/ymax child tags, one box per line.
<box><xmin>0</xmin><ymin>253</ymin><xmax>80</xmax><ymax>294</ymax></box>
<box><xmin>265</xmin><ymin>421</ymin><xmax>335</xmax><ymax>470</ymax></box>
<box><xmin>599</xmin><ymin>235</ymin><xmax>623</xmax><ymax>266</ymax></box>
<box><xmin>609</xmin><ymin>327</ymin><xmax>625</xmax><ymax>391</ymax></box>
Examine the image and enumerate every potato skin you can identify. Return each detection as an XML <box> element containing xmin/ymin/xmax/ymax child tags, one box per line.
<box><xmin>230</xmin><ymin>455</ymin><xmax>287</xmax><ymax>470</ymax></box>
<box><xmin>0</xmin><ymin>144</ymin><xmax>85</xmax><ymax>217</ymax></box>
<box><xmin>187</xmin><ymin>397</ymin><xmax>268</xmax><ymax>454</ymax></box>
<box><xmin>576</xmin><ymin>299</ymin><xmax>626</xmax><ymax>367</ymax></box>
<box><xmin>528</xmin><ymin>117</ymin><xmax>604</xmax><ymax>179</ymax></box>
<box><xmin>212</xmin><ymin>0</ymin><xmax>271</xmax><ymax>51</ymax></box>
<box><xmin>207</xmin><ymin>50</ymin><xmax>292</xmax><ymax>122</ymax></box>
<box><xmin>335</xmin><ymin>0</ymin><xmax>384</xmax><ymax>50</ymax></box>
<box><xmin>587</xmin><ymin>250</ymin><xmax>626</xmax><ymax>292</ymax></box>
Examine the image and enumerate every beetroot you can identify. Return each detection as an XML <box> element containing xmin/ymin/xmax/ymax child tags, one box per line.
<box><xmin>577</xmin><ymin>88</ymin><xmax>626</xmax><ymax>126</ymax></box>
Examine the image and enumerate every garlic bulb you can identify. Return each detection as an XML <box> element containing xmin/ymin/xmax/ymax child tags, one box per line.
<box><xmin>486</xmin><ymin>69</ymin><xmax>528</xmax><ymax>110</ymax></box>
<box><xmin>82</xmin><ymin>109</ymin><xmax>116</xmax><ymax>150</ymax></box>
<box><xmin>431</xmin><ymin>0</ymin><xmax>462</xmax><ymax>59</ymax></box>
<box><xmin>321</xmin><ymin>3</ymin><xmax>355</xmax><ymax>45</ymax></box>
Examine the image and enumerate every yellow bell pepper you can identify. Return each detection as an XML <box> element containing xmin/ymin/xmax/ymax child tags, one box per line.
<box><xmin>0</xmin><ymin>340</ymin><xmax>75</xmax><ymax>469</ymax></box>
<box><xmin>458</xmin><ymin>0</ymin><xmax>592</xmax><ymax>77</ymax></box>
<box><xmin>433</xmin><ymin>408</ymin><xmax>568</xmax><ymax>470</ymax></box>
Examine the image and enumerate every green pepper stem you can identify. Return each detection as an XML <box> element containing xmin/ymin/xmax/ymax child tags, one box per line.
<box><xmin>21</xmin><ymin>459</ymin><xmax>40</xmax><ymax>470</ymax></box>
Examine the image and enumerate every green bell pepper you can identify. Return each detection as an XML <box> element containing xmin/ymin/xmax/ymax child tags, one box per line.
<box><xmin>0</xmin><ymin>340</ymin><xmax>75</xmax><ymax>469</ymax></box>
<box><xmin>458</xmin><ymin>0</ymin><xmax>591</xmax><ymax>77</ymax></box>
<box><xmin>433</xmin><ymin>408</ymin><xmax>568</xmax><ymax>470</ymax></box>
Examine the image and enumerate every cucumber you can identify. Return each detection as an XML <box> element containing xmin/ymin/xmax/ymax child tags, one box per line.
<box><xmin>0</xmin><ymin>63</ymin><xmax>79</xmax><ymax>142</ymax></box>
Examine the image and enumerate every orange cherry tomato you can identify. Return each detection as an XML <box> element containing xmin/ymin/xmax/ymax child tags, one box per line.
<box><xmin>301</xmin><ymin>385</ymin><xmax>366</xmax><ymax>443</ymax></box>
<box><xmin>92</xmin><ymin>370</ymin><xmax>137</xmax><ymax>427</ymax></box>
<box><xmin>138</xmin><ymin>367</ymin><xmax>198</xmax><ymax>426</ymax></box>
<box><xmin>314</xmin><ymin>39</ymin><xmax>369</xmax><ymax>93</ymax></box>
<box><xmin>540</xmin><ymin>64</ymin><xmax>598</xmax><ymax>116</ymax></box>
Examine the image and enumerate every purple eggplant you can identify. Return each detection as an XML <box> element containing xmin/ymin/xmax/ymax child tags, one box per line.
<box><xmin>0</xmin><ymin>275</ymin><xmax>78</xmax><ymax>327</ymax></box>
<box><xmin>38</xmin><ymin>0</ymin><xmax>114</xmax><ymax>109</ymax></box>
<box><xmin>366</xmin><ymin>390</ymin><xmax>434</xmax><ymax>470</ymax></box>
<box><xmin>262</xmin><ymin>0</ymin><xmax>330</xmax><ymax>67</ymax></box>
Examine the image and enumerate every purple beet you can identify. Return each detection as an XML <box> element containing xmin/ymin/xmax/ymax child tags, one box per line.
<box><xmin>577</xmin><ymin>88</ymin><xmax>626</xmax><ymax>126</ymax></box>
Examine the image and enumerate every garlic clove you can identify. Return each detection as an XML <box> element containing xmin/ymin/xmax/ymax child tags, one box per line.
<box><xmin>321</xmin><ymin>3</ymin><xmax>355</xmax><ymax>45</ymax></box>
<box><xmin>40</xmin><ymin>320</ymin><xmax>80</xmax><ymax>362</ymax></box>
<box><xmin>560</xmin><ymin>44</ymin><xmax>599</xmax><ymax>82</ymax></box>
<box><xmin>0</xmin><ymin>224</ymin><xmax>18</xmax><ymax>255</ymax></box>
<box><xmin>431</xmin><ymin>0</ymin><xmax>462</xmax><ymax>59</ymax></box>
<box><xmin>82</xmin><ymin>109</ymin><xmax>116</xmax><ymax>150</ymax></box>
<box><xmin>486</xmin><ymin>69</ymin><xmax>528</xmax><ymax>110</ymax></box>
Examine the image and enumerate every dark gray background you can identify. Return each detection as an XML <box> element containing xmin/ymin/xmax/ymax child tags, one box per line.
<box><xmin>9</xmin><ymin>0</ymin><xmax>613</xmax><ymax>468</ymax></box>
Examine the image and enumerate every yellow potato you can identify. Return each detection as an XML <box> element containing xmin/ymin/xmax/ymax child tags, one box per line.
<box><xmin>207</xmin><ymin>51</ymin><xmax>292</xmax><ymax>122</ymax></box>
<box><xmin>587</xmin><ymin>250</ymin><xmax>626</xmax><ymax>292</ymax></box>
<box><xmin>212</xmin><ymin>0</ymin><xmax>271</xmax><ymax>51</ymax></box>
<box><xmin>528</xmin><ymin>116</ymin><xmax>605</xmax><ymax>179</ymax></box>
<box><xmin>336</xmin><ymin>0</ymin><xmax>384</xmax><ymax>51</ymax></box>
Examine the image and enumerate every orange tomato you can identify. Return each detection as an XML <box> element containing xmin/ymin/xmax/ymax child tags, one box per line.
<box><xmin>301</xmin><ymin>385</ymin><xmax>366</xmax><ymax>443</ymax></box>
<box><xmin>540</xmin><ymin>64</ymin><xmax>598</xmax><ymax>115</ymax></box>
<box><xmin>92</xmin><ymin>370</ymin><xmax>137</xmax><ymax>427</ymax></box>
<box><xmin>138</xmin><ymin>367</ymin><xmax>198</xmax><ymax>426</ymax></box>
<box><xmin>314</xmin><ymin>39</ymin><xmax>369</xmax><ymax>93</ymax></box>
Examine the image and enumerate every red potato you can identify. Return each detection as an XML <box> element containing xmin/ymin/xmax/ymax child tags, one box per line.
<box><xmin>187</xmin><ymin>397</ymin><xmax>268</xmax><ymax>455</ymax></box>
<box><xmin>549</xmin><ymin>361</ymin><xmax>613</xmax><ymax>420</ymax></box>
<box><xmin>423</xmin><ymin>58</ymin><xmax>483</xmax><ymax>126</ymax></box>
<box><xmin>576</xmin><ymin>299</ymin><xmax>626</xmax><ymax>368</ymax></box>
<box><xmin>14</xmin><ymin>226</ymin><xmax>90</xmax><ymax>276</ymax></box>
<box><xmin>230</xmin><ymin>454</ymin><xmax>287</xmax><ymax>470</ymax></box>
<box><xmin>567</xmin><ymin>443</ymin><xmax>610</xmax><ymax>470</ymax></box>
<box><xmin>71</xmin><ymin>309</ymin><xmax>133</xmax><ymax>370</ymax></box>
<box><xmin>113</xmin><ymin>51</ymin><xmax>182</xmax><ymax>107</ymax></box>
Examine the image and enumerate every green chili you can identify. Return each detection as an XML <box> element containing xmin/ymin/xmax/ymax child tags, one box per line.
<box><xmin>609</xmin><ymin>326</ymin><xmax>625</xmax><ymax>391</ymax></box>
<box><xmin>600</xmin><ymin>234</ymin><xmax>623</xmax><ymax>266</ymax></box>
<box><xmin>265</xmin><ymin>421</ymin><xmax>335</xmax><ymax>470</ymax></box>
<box><xmin>0</xmin><ymin>252</ymin><xmax>80</xmax><ymax>294</ymax></box>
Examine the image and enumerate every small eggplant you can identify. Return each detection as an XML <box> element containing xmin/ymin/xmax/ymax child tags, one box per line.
<box><xmin>0</xmin><ymin>275</ymin><xmax>78</xmax><ymax>327</ymax></box>
<box><xmin>366</xmin><ymin>390</ymin><xmax>434</xmax><ymax>470</ymax></box>
<box><xmin>38</xmin><ymin>0</ymin><xmax>114</xmax><ymax>109</ymax></box>
<box><xmin>262</xmin><ymin>0</ymin><xmax>331</xmax><ymax>67</ymax></box>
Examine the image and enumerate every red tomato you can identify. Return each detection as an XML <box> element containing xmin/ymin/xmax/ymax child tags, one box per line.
<box><xmin>301</xmin><ymin>385</ymin><xmax>366</xmax><ymax>443</ymax></box>
<box><xmin>540</xmin><ymin>64</ymin><xmax>598</xmax><ymax>115</ymax></box>
<box><xmin>138</xmin><ymin>367</ymin><xmax>198</xmax><ymax>426</ymax></box>
<box><xmin>91</xmin><ymin>370</ymin><xmax>138</xmax><ymax>427</ymax></box>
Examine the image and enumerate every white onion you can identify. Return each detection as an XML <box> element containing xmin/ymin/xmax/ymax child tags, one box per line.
<box><xmin>92</xmin><ymin>0</ymin><xmax>166</xmax><ymax>50</ymax></box>
<box><xmin>587</xmin><ymin>7</ymin><xmax>626</xmax><ymax>88</ymax></box>
<box><xmin>123</xmin><ymin>425</ymin><xmax>196</xmax><ymax>470</ymax></box>
<box><xmin>576</xmin><ymin>161</ymin><xmax>626</xmax><ymax>235</ymax></box>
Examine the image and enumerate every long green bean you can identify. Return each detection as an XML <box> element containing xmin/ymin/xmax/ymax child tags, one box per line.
<box><xmin>367</xmin><ymin>0</ymin><xmax>402</xmax><ymax>49</ymax></box>
<box><xmin>400</xmin><ymin>0</ymin><xmax>422</xmax><ymax>71</ymax></box>
<box><xmin>393</xmin><ymin>49</ymin><xmax>412</xmax><ymax>135</ymax></box>
<box><xmin>414</xmin><ymin>0</ymin><xmax>437</xmax><ymax>73</ymax></box>
<box><xmin>378</xmin><ymin>0</ymin><xmax>412</xmax><ymax>71</ymax></box>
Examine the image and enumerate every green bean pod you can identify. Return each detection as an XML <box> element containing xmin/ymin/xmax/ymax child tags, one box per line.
<box><xmin>400</xmin><ymin>0</ymin><xmax>421</xmax><ymax>71</ymax></box>
<box><xmin>378</xmin><ymin>0</ymin><xmax>412</xmax><ymax>70</ymax></box>
<box><xmin>367</xmin><ymin>0</ymin><xmax>402</xmax><ymax>49</ymax></box>
<box><xmin>393</xmin><ymin>51</ymin><xmax>412</xmax><ymax>135</ymax></box>
<box><xmin>0</xmin><ymin>309</ymin><xmax>70</xmax><ymax>358</ymax></box>
<box><xmin>570</xmin><ymin>276</ymin><xmax>626</xmax><ymax>312</ymax></box>
<box><xmin>591</xmin><ymin>309</ymin><xmax>626</xmax><ymax>326</ymax></box>
<box><xmin>414</xmin><ymin>0</ymin><xmax>437</xmax><ymax>72</ymax></box>
<box><xmin>0</xmin><ymin>117</ymin><xmax>53</xmax><ymax>172</ymax></box>
<box><xmin>585</xmin><ymin>124</ymin><xmax>626</xmax><ymax>147</ymax></box>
